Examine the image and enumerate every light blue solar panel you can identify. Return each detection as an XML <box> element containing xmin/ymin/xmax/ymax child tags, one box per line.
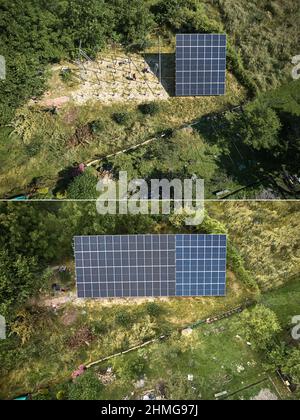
<box><xmin>175</xmin><ymin>234</ymin><xmax>227</xmax><ymax>297</ymax></box>
<box><xmin>176</xmin><ymin>34</ymin><xmax>227</xmax><ymax>97</ymax></box>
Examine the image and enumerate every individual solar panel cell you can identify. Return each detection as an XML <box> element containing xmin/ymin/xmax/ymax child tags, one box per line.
<box><xmin>176</xmin><ymin>34</ymin><xmax>227</xmax><ymax>97</ymax></box>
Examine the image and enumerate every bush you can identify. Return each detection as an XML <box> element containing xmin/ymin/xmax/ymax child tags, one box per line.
<box><xmin>67</xmin><ymin>370</ymin><xmax>103</xmax><ymax>400</ymax></box>
<box><xmin>115</xmin><ymin>310</ymin><xmax>133</xmax><ymax>327</ymax></box>
<box><xmin>112</xmin><ymin>112</ymin><xmax>130</xmax><ymax>125</ymax></box>
<box><xmin>66</xmin><ymin>169</ymin><xmax>98</xmax><ymax>199</ymax></box>
<box><xmin>227</xmin><ymin>244</ymin><xmax>258</xmax><ymax>290</ymax></box>
<box><xmin>90</xmin><ymin>320</ymin><xmax>108</xmax><ymax>335</ymax></box>
<box><xmin>113</xmin><ymin>353</ymin><xmax>146</xmax><ymax>380</ymax></box>
<box><xmin>89</xmin><ymin>120</ymin><xmax>104</xmax><ymax>134</ymax></box>
<box><xmin>25</xmin><ymin>141</ymin><xmax>42</xmax><ymax>158</ymax></box>
<box><xmin>146</xmin><ymin>302</ymin><xmax>162</xmax><ymax>317</ymax></box>
<box><xmin>60</xmin><ymin>68</ymin><xmax>73</xmax><ymax>84</ymax></box>
<box><xmin>237</xmin><ymin>305</ymin><xmax>281</xmax><ymax>350</ymax></box>
<box><xmin>138</xmin><ymin>102</ymin><xmax>160</xmax><ymax>116</ymax></box>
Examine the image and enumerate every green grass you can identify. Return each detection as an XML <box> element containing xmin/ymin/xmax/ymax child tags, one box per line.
<box><xmin>143</xmin><ymin>319</ymin><xmax>266</xmax><ymax>400</ymax></box>
<box><xmin>0</xmin><ymin>202</ymin><xmax>299</xmax><ymax>399</ymax></box>
<box><xmin>259</xmin><ymin>278</ymin><xmax>300</xmax><ymax>325</ymax></box>
<box><xmin>211</xmin><ymin>0</ymin><xmax>299</xmax><ymax>92</ymax></box>
<box><xmin>1</xmin><ymin>271</ymin><xmax>298</xmax><ymax>400</ymax></box>
<box><xmin>0</xmin><ymin>269</ymin><xmax>251</xmax><ymax>399</ymax></box>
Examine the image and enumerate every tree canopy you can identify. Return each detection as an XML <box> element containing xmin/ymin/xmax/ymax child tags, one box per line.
<box><xmin>237</xmin><ymin>305</ymin><xmax>281</xmax><ymax>350</ymax></box>
<box><xmin>66</xmin><ymin>170</ymin><xmax>99</xmax><ymax>200</ymax></box>
<box><xmin>0</xmin><ymin>249</ymin><xmax>40</xmax><ymax>318</ymax></box>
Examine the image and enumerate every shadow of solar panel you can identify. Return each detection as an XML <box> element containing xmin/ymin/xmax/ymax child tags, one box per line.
<box><xmin>176</xmin><ymin>34</ymin><xmax>227</xmax><ymax>97</ymax></box>
<box><xmin>74</xmin><ymin>234</ymin><xmax>227</xmax><ymax>298</ymax></box>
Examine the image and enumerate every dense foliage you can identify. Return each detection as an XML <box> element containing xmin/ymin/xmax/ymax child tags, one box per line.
<box><xmin>0</xmin><ymin>202</ymin><xmax>158</xmax><ymax>317</ymax></box>
<box><xmin>214</xmin><ymin>0</ymin><xmax>299</xmax><ymax>92</ymax></box>
<box><xmin>66</xmin><ymin>169</ymin><xmax>99</xmax><ymax>199</ymax></box>
<box><xmin>2</xmin><ymin>0</ymin><xmax>296</xmax><ymax>126</ymax></box>
<box><xmin>0</xmin><ymin>0</ymin><xmax>154</xmax><ymax>125</ymax></box>
<box><xmin>0</xmin><ymin>202</ymin><xmax>299</xmax><ymax>398</ymax></box>
<box><xmin>237</xmin><ymin>305</ymin><xmax>281</xmax><ymax>350</ymax></box>
<box><xmin>0</xmin><ymin>250</ymin><xmax>40</xmax><ymax>318</ymax></box>
<box><xmin>67</xmin><ymin>370</ymin><xmax>103</xmax><ymax>400</ymax></box>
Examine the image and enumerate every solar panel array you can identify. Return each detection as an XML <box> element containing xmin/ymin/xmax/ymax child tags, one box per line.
<box><xmin>74</xmin><ymin>234</ymin><xmax>227</xmax><ymax>298</ymax></box>
<box><xmin>176</xmin><ymin>34</ymin><xmax>227</xmax><ymax>97</ymax></box>
<box><xmin>74</xmin><ymin>235</ymin><xmax>176</xmax><ymax>298</ymax></box>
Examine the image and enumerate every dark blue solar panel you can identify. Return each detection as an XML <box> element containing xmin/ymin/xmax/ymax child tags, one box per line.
<box><xmin>74</xmin><ymin>234</ymin><xmax>227</xmax><ymax>298</ymax></box>
<box><xmin>74</xmin><ymin>235</ymin><xmax>176</xmax><ymax>298</ymax></box>
<box><xmin>176</xmin><ymin>34</ymin><xmax>227</xmax><ymax>97</ymax></box>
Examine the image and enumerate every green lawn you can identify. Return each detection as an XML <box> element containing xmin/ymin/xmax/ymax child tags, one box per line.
<box><xmin>143</xmin><ymin>319</ymin><xmax>268</xmax><ymax>400</ymax></box>
<box><xmin>259</xmin><ymin>279</ymin><xmax>300</xmax><ymax>325</ymax></box>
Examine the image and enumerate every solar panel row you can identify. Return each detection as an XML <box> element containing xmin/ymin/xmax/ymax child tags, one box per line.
<box><xmin>176</xmin><ymin>34</ymin><xmax>227</xmax><ymax>97</ymax></box>
<box><xmin>74</xmin><ymin>234</ymin><xmax>227</xmax><ymax>298</ymax></box>
<box><xmin>75</xmin><ymin>235</ymin><xmax>176</xmax><ymax>298</ymax></box>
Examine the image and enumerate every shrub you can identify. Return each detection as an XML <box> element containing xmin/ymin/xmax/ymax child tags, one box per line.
<box><xmin>89</xmin><ymin>120</ymin><xmax>104</xmax><ymax>134</ymax></box>
<box><xmin>146</xmin><ymin>302</ymin><xmax>162</xmax><ymax>317</ymax></box>
<box><xmin>66</xmin><ymin>169</ymin><xmax>98</xmax><ymax>199</ymax></box>
<box><xmin>25</xmin><ymin>141</ymin><xmax>42</xmax><ymax>158</ymax></box>
<box><xmin>115</xmin><ymin>310</ymin><xmax>133</xmax><ymax>327</ymax></box>
<box><xmin>113</xmin><ymin>353</ymin><xmax>146</xmax><ymax>380</ymax></box>
<box><xmin>138</xmin><ymin>102</ymin><xmax>160</xmax><ymax>116</ymax></box>
<box><xmin>67</xmin><ymin>370</ymin><xmax>103</xmax><ymax>400</ymax></box>
<box><xmin>60</xmin><ymin>68</ymin><xmax>73</xmax><ymax>84</ymax></box>
<box><xmin>112</xmin><ymin>112</ymin><xmax>130</xmax><ymax>125</ymax></box>
<box><xmin>90</xmin><ymin>320</ymin><xmax>108</xmax><ymax>335</ymax></box>
<box><xmin>237</xmin><ymin>305</ymin><xmax>281</xmax><ymax>350</ymax></box>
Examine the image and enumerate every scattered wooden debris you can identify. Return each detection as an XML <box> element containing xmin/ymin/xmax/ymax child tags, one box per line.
<box><xmin>68</xmin><ymin>124</ymin><xmax>93</xmax><ymax>148</ymax></box>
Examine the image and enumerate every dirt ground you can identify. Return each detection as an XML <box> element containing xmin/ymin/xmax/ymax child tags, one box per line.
<box><xmin>252</xmin><ymin>389</ymin><xmax>278</xmax><ymax>400</ymax></box>
<box><xmin>41</xmin><ymin>291</ymin><xmax>170</xmax><ymax>310</ymax></box>
<box><xmin>35</xmin><ymin>49</ymin><xmax>169</xmax><ymax>108</ymax></box>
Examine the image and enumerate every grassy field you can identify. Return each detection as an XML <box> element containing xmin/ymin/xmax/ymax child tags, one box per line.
<box><xmin>209</xmin><ymin>0</ymin><xmax>299</xmax><ymax>92</ymax></box>
<box><xmin>208</xmin><ymin>202</ymin><xmax>300</xmax><ymax>291</ymax></box>
<box><xmin>1</xmin><ymin>0</ymin><xmax>299</xmax><ymax>199</ymax></box>
<box><xmin>16</xmin><ymin>278</ymin><xmax>299</xmax><ymax>401</ymax></box>
<box><xmin>2</xmin><ymin>274</ymin><xmax>299</xmax><ymax>400</ymax></box>
<box><xmin>0</xmin><ymin>266</ymin><xmax>251</xmax><ymax>399</ymax></box>
<box><xmin>77</xmin><ymin>279</ymin><xmax>299</xmax><ymax>401</ymax></box>
<box><xmin>259</xmin><ymin>278</ymin><xmax>300</xmax><ymax>325</ymax></box>
<box><xmin>0</xmin><ymin>201</ymin><xmax>299</xmax><ymax>399</ymax></box>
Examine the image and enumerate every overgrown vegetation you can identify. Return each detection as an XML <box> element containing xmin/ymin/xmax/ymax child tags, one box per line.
<box><xmin>0</xmin><ymin>0</ymin><xmax>299</xmax><ymax>198</ymax></box>
<box><xmin>0</xmin><ymin>202</ymin><xmax>299</xmax><ymax>399</ymax></box>
<box><xmin>213</xmin><ymin>0</ymin><xmax>299</xmax><ymax>92</ymax></box>
<box><xmin>66</xmin><ymin>169</ymin><xmax>99</xmax><ymax>199</ymax></box>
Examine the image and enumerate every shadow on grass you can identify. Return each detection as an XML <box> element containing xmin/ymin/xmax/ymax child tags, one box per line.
<box><xmin>193</xmin><ymin>113</ymin><xmax>298</xmax><ymax>196</ymax></box>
